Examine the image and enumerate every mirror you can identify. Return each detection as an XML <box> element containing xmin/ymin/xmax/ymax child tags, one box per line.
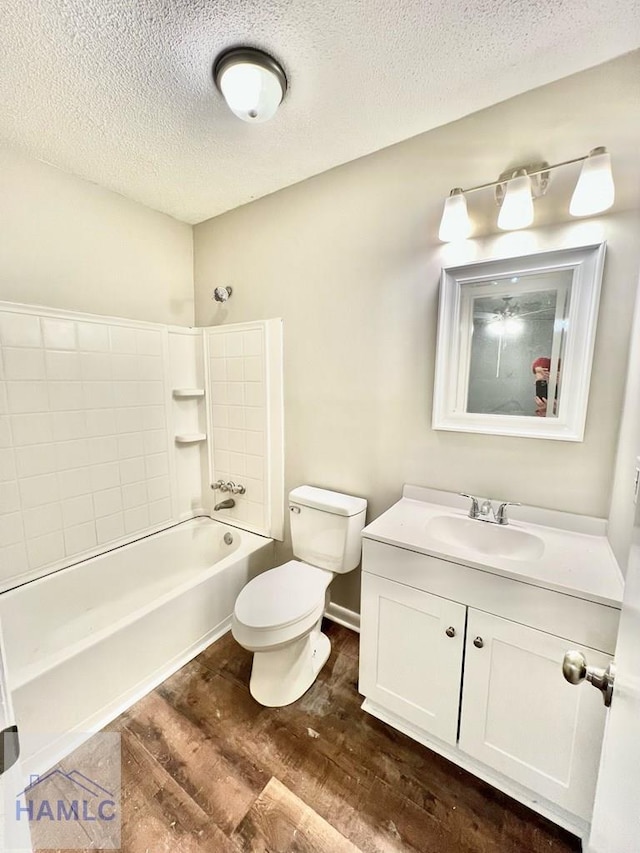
<box><xmin>433</xmin><ymin>244</ymin><xmax>606</xmax><ymax>441</ymax></box>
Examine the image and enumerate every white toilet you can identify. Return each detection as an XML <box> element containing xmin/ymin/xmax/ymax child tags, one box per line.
<box><xmin>232</xmin><ymin>485</ymin><xmax>367</xmax><ymax>707</ymax></box>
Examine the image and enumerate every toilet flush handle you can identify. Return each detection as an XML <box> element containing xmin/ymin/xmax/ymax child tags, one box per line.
<box><xmin>290</xmin><ymin>506</ymin><xmax>301</xmax><ymax>514</ymax></box>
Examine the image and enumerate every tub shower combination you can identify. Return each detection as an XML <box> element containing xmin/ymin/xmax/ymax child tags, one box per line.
<box><xmin>0</xmin><ymin>518</ymin><xmax>273</xmax><ymax>773</ymax></box>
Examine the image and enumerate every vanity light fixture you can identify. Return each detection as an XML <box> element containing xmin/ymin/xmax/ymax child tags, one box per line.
<box><xmin>213</xmin><ymin>47</ymin><xmax>287</xmax><ymax>123</ymax></box>
<box><xmin>438</xmin><ymin>146</ymin><xmax>615</xmax><ymax>242</ymax></box>
<box><xmin>497</xmin><ymin>170</ymin><xmax>535</xmax><ymax>231</ymax></box>
<box><xmin>438</xmin><ymin>188</ymin><xmax>472</xmax><ymax>242</ymax></box>
<box><xmin>569</xmin><ymin>147</ymin><xmax>615</xmax><ymax>217</ymax></box>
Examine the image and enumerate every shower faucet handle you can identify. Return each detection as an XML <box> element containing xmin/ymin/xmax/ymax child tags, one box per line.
<box><xmin>227</xmin><ymin>481</ymin><xmax>246</xmax><ymax>495</ymax></box>
<box><xmin>459</xmin><ymin>493</ymin><xmax>480</xmax><ymax>519</ymax></box>
<box><xmin>211</xmin><ymin>480</ymin><xmax>246</xmax><ymax>495</ymax></box>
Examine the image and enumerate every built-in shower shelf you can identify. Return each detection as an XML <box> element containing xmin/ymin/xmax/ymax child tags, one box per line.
<box><xmin>172</xmin><ymin>388</ymin><xmax>205</xmax><ymax>398</ymax></box>
<box><xmin>174</xmin><ymin>433</ymin><xmax>207</xmax><ymax>444</ymax></box>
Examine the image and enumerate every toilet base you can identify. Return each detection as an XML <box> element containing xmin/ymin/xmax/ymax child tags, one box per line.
<box><xmin>248</xmin><ymin>621</ymin><xmax>331</xmax><ymax>707</ymax></box>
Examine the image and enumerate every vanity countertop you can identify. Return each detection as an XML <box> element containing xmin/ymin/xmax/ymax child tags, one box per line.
<box><xmin>362</xmin><ymin>488</ymin><xmax>624</xmax><ymax>609</ymax></box>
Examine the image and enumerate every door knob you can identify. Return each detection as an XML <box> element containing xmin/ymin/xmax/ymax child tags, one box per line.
<box><xmin>562</xmin><ymin>650</ymin><xmax>615</xmax><ymax>707</ymax></box>
<box><xmin>445</xmin><ymin>626</ymin><xmax>456</xmax><ymax>638</ymax></box>
<box><xmin>473</xmin><ymin>636</ymin><xmax>484</xmax><ymax>648</ymax></box>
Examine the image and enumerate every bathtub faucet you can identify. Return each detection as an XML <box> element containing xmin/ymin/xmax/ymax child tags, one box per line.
<box><xmin>214</xmin><ymin>498</ymin><xmax>235</xmax><ymax>511</ymax></box>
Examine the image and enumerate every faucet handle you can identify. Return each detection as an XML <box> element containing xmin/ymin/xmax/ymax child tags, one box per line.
<box><xmin>459</xmin><ymin>493</ymin><xmax>480</xmax><ymax>519</ymax></box>
<box><xmin>495</xmin><ymin>501</ymin><xmax>521</xmax><ymax>525</ymax></box>
<box><xmin>227</xmin><ymin>481</ymin><xmax>246</xmax><ymax>495</ymax></box>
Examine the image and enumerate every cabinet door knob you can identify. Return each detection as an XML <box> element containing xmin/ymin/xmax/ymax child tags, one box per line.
<box><xmin>445</xmin><ymin>626</ymin><xmax>456</xmax><ymax>638</ymax></box>
<box><xmin>473</xmin><ymin>636</ymin><xmax>484</xmax><ymax>648</ymax></box>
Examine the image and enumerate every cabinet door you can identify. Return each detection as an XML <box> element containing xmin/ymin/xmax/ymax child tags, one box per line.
<box><xmin>459</xmin><ymin>609</ymin><xmax>609</xmax><ymax>820</ymax></box>
<box><xmin>359</xmin><ymin>574</ymin><xmax>466</xmax><ymax>744</ymax></box>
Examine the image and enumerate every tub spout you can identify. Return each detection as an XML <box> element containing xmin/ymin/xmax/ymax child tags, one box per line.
<box><xmin>214</xmin><ymin>498</ymin><xmax>235</xmax><ymax>511</ymax></box>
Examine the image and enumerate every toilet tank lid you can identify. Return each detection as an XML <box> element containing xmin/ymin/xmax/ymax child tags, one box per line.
<box><xmin>289</xmin><ymin>486</ymin><xmax>367</xmax><ymax>517</ymax></box>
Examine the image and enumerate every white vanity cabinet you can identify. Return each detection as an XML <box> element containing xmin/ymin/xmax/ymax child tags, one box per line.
<box><xmin>359</xmin><ymin>531</ymin><xmax>621</xmax><ymax>838</ymax></box>
<box><xmin>359</xmin><ymin>574</ymin><xmax>465</xmax><ymax>744</ymax></box>
<box><xmin>459</xmin><ymin>608</ymin><xmax>609</xmax><ymax>820</ymax></box>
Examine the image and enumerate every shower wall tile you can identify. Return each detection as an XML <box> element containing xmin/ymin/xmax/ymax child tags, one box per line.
<box><xmin>0</xmin><ymin>305</ymin><xmax>178</xmax><ymax>592</ymax></box>
<box><xmin>0</xmin><ymin>482</ymin><xmax>20</xmax><ymax>514</ymax></box>
<box><xmin>93</xmin><ymin>487</ymin><xmax>122</xmax><ymax>518</ymax></box>
<box><xmin>27</xmin><ymin>532</ymin><xmax>65</xmax><ymax>569</ymax></box>
<box><xmin>0</xmin><ymin>418</ymin><xmax>11</xmax><ymax>448</ymax></box>
<box><xmin>205</xmin><ymin>320</ymin><xmax>283</xmax><ymax>539</ymax></box>
<box><xmin>96</xmin><ymin>513</ymin><xmax>124</xmax><ymax>545</ymax></box>
<box><xmin>0</xmin><ymin>313</ymin><xmax>42</xmax><ymax>348</ymax></box>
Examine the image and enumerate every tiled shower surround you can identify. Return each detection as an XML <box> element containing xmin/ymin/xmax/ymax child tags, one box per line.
<box><xmin>203</xmin><ymin>319</ymin><xmax>284</xmax><ymax>540</ymax></box>
<box><xmin>207</xmin><ymin>325</ymin><xmax>269</xmax><ymax>530</ymax></box>
<box><xmin>0</xmin><ymin>305</ymin><xmax>284</xmax><ymax>592</ymax></box>
<box><xmin>0</xmin><ymin>309</ymin><xmax>174</xmax><ymax>589</ymax></box>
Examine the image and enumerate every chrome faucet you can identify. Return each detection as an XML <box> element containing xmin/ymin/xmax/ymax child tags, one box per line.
<box><xmin>460</xmin><ymin>493</ymin><xmax>480</xmax><ymax>519</ymax></box>
<box><xmin>479</xmin><ymin>499</ymin><xmax>493</xmax><ymax>519</ymax></box>
<box><xmin>214</xmin><ymin>498</ymin><xmax>235</xmax><ymax>511</ymax></box>
<box><xmin>494</xmin><ymin>501</ymin><xmax>521</xmax><ymax>525</ymax></box>
<box><xmin>459</xmin><ymin>493</ymin><xmax>521</xmax><ymax>525</ymax></box>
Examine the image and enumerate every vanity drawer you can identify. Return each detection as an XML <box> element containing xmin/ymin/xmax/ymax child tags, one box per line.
<box><xmin>362</xmin><ymin>539</ymin><xmax>620</xmax><ymax>653</ymax></box>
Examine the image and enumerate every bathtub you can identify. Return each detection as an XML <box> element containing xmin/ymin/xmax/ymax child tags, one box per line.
<box><xmin>0</xmin><ymin>517</ymin><xmax>274</xmax><ymax>775</ymax></box>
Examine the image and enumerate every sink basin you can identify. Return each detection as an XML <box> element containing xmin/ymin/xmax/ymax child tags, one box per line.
<box><xmin>424</xmin><ymin>515</ymin><xmax>545</xmax><ymax>561</ymax></box>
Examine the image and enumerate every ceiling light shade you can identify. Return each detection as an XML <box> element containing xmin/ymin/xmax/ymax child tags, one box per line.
<box><xmin>569</xmin><ymin>147</ymin><xmax>615</xmax><ymax>217</ymax></box>
<box><xmin>439</xmin><ymin>188</ymin><xmax>471</xmax><ymax>242</ymax></box>
<box><xmin>214</xmin><ymin>48</ymin><xmax>287</xmax><ymax>123</ymax></box>
<box><xmin>497</xmin><ymin>171</ymin><xmax>534</xmax><ymax>231</ymax></box>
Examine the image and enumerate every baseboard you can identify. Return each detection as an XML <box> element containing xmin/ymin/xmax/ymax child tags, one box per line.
<box><xmin>324</xmin><ymin>602</ymin><xmax>360</xmax><ymax>633</ymax></box>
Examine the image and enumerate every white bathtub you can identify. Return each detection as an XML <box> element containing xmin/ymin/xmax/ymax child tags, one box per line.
<box><xmin>0</xmin><ymin>517</ymin><xmax>274</xmax><ymax>774</ymax></box>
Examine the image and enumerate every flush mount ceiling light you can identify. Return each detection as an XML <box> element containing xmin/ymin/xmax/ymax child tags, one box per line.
<box><xmin>213</xmin><ymin>47</ymin><xmax>287</xmax><ymax>123</ymax></box>
<box><xmin>438</xmin><ymin>147</ymin><xmax>615</xmax><ymax>242</ymax></box>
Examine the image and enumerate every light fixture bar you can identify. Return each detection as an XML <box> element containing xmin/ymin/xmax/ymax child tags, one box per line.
<box><xmin>455</xmin><ymin>152</ymin><xmax>599</xmax><ymax>197</ymax></box>
<box><xmin>438</xmin><ymin>147</ymin><xmax>613</xmax><ymax>243</ymax></box>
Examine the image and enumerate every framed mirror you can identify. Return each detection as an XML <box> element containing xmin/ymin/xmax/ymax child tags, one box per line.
<box><xmin>432</xmin><ymin>243</ymin><xmax>606</xmax><ymax>441</ymax></box>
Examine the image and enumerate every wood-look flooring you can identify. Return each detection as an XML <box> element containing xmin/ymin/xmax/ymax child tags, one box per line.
<box><xmin>35</xmin><ymin>622</ymin><xmax>581</xmax><ymax>852</ymax></box>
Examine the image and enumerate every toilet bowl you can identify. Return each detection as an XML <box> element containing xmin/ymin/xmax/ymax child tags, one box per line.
<box><xmin>233</xmin><ymin>561</ymin><xmax>333</xmax><ymax>706</ymax></box>
<box><xmin>232</xmin><ymin>486</ymin><xmax>367</xmax><ymax>707</ymax></box>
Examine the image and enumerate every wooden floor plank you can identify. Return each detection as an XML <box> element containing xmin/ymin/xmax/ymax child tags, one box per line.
<box><xmin>232</xmin><ymin>776</ymin><xmax>361</xmax><ymax>853</ymax></box>
<box><xmin>121</xmin><ymin>688</ymin><xmax>266</xmax><ymax>834</ymax></box>
<box><xmin>119</xmin><ymin>727</ymin><xmax>241</xmax><ymax>853</ymax></box>
<box><xmin>157</xmin><ymin>663</ymin><xmax>378</xmax><ymax>849</ymax></box>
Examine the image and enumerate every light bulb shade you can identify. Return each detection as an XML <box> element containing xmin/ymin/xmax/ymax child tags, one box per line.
<box><xmin>497</xmin><ymin>173</ymin><xmax>534</xmax><ymax>231</ymax></box>
<box><xmin>214</xmin><ymin>48</ymin><xmax>287</xmax><ymax>123</ymax></box>
<box><xmin>570</xmin><ymin>149</ymin><xmax>615</xmax><ymax>216</ymax></box>
<box><xmin>439</xmin><ymin>189</ymin><xmax>471</xmax><ymax>242</ymax></box>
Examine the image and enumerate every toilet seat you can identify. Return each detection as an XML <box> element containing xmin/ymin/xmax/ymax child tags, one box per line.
<box><xmin>232</xmin><ymin>560</ymin><xmax>332</xmax><ymax>651</ymax></box>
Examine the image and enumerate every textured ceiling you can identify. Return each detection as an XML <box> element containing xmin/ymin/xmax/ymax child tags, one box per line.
<box><xmin>1</xmin><ymin>0</ymin><xmax>639</xmax><ymax>224</ymax></box>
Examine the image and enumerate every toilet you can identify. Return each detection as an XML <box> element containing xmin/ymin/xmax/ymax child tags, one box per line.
<box><xmin>232</xmin><ymin>485</ymin><xmax>367</xmax><ymax>707</ymax></box>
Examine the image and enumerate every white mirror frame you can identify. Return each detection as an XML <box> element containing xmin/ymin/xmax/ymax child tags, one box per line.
<box><xmin>432</xmin><ymin>242</ymin><xmax>606</xmax><ymax>441</ymax></box>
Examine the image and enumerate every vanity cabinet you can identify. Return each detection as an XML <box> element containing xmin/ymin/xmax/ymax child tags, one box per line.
<box><xmin>359</xmin><ymin>537</ymin><xmax>619</xmax><ymax>836</ymax></box>
<box><xmin>459</xmin><ymin>608</ymin><xmax>609</xmax><ymax>819</ymax></box>
<box><xmin>359</xmin><ymin>574</ymin><xmax>465</xmax><ymax>744</ymax></box>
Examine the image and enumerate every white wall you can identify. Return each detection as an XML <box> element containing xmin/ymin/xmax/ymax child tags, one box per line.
<box><xmin>193</xmin><ymin>53</ymin><xmax>640</xmax><ymax>611</ymax></box>
<box><xmin>0</xmin><ymin>146</ymin><xmax>194</xmax><ymax>325</ymax></box>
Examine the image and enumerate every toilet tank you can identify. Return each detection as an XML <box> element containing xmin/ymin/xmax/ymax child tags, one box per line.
<box><xmin>289</xmin><ymin>486</ymin><xmax>367</xmax><ymax>573</ymax></box>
